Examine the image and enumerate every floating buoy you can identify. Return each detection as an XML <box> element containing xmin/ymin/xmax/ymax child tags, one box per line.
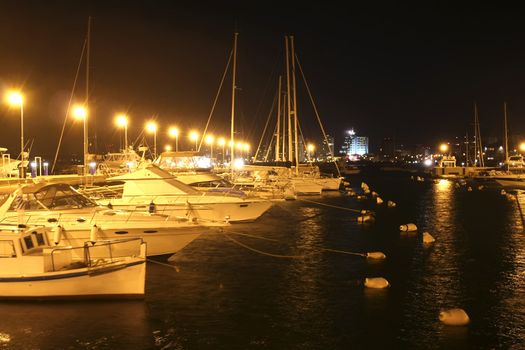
<box><xmin>357</xmin><ymin>195</ymin><xmax>367</xmax><ymax>200</ymax></box>
<box><xmin>501</xmin><ymin>189</ymin><xmax>506</xmax><ymax>195</ymax></box>
<box><xmin>439</xmin><ymin>308</ymin><xmax>470</xmax><ymax>326</ymax></box>
<box><xmin>364</xmin><ymin>277</ymin><xmax>390</xmax><ymax>289</ymax></box>
<box><xmin>346</xmin><ymin>189</ymin><xmax>356</xmax><ymax>196</ymax></box>
<box><xmin>52</xmin><ymin>225</ymin><xmax>64</xmax><ymax>245</ymax></box>
<box><xmin>361</xmin><ymin>182</ymin><xmax>369</xmax><ymax>189</ymax></box>
<box><xmin>400</xmin><ymin>223</ymin><xmax>417</xmax><ymax>232</ymax></box>
<box><xmin>422</xmin><ymin>232</ymin><xmax>436</xmax><ymax>244</ymax></box>
<box><xmin>387</xmin><ymin>200</ymin><xmax>396</xmax><ymax>208</ymax></box>
<box><xmin>90</xmin><ymin>225</ymin><xmax>99</xmax><ymax>243</ymax></box>
<box><xmin>357</xmin><ymin>215</ymin><xmax>374</xmax><ymax>223</ymax></box>
<box><xmin>366</xmin><ymin>251</ymin><xmax>386</xmax><ymax>260</ymax></box>
<box><xmin>478</xmin><ymin>185</ymin><xmax>484</xmax><ymax>190</ymax></box>
<box><xmin>343</xmin><ymin>181</ymin><xmax>350</xmax><ymax>186</ymax></box>
<box><xmin>360</xmin><ymin>209</ymin><xmax>372</xmax><ymax>215</ymax></box>
<box><xmin>376</xmin><ymin>197</ymin><xmax>383</xmax><ymax>205</ymax></box>
<box><xmin>371</xmin><ymin>191</ymin><xmax>378</xmax><ymax>197</ymax></box>
<box><xmin>364</xmin><ymin>188</ymin><xmax>371</xmax><ymax>195</ymax></box>
<box><xmin>467</xmin><ymin>187</ymin><xmax>473</xmax><ymax>192</ymax></box>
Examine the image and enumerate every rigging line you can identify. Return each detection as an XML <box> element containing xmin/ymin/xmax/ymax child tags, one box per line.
<box><xmin>515</xmin><ymin>193</ymin><xmax>525</xmax><ymax>232</ymax></box>
<box><xmin>146</xmin><ymin>258</ymin><xmax>179</xmax><ymax>270</ymax></box>
<box><xmin>263</xmin><ymin>122</ymin><xmax>278</xmax><ymax>162</ymax></box>
<box><xmin>254</xmin><ymin>89</ymin><xmax>278</xmax><ymax>160</ymax></box>
<box><xmin>213</xmin><ymin>228</ymin><xmax>279</xmax><ymax>242</ymax></box>
<box><xmin>198</xmin><ymin>50</ymin><xmax>233</xmax><ymax>152</ymax></box>
<box><xmin>298</xmin><ymin>198</ymin><xmax>363</xmax><ymax>213</ymax></box>
<box><xmin>51</xmin><ymin>39</ymin><xmax>87</xmax><ymax>174</ymax></box>
<box><xmin>295</xmin><ymin>54</ymin><xmax>341</xmax><ymax>177</ymax></box>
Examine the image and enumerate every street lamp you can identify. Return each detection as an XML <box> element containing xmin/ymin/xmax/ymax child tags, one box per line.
<box><xmin>218</xmin><ymin>137</ymin><xmax>226</xmax><ymax>164</ymax></box>
<box><xmin>71</xmin><ymin>104</ymin><xmax>88</xmax><ymax>175</ymax></box>
<box><xmin>439</xmin><ymin>143</ymin><xmax>449</xmax><ymax>154</ymax></box>
<box><xmin>145</xmin><ymin>121</ymin><xmax>158</xmax><ymax>159</ymax></box>
<box><xmin>205</xmin><ymin>134</ymin><xmax>215</xmax><ymax>158</ymax></box>
<box><xmin>5</xmin><ymin>91</ymin><xmax>25</xmax><ymax>177</ymax></box>
<box><xmin>164</xmin><ymin>145</ymin><xmax>172</xmax><ymax>152</ymax></box>
<box><xmin>168</xmin><ymin>127</ymin><xmax>180</xmax><ymax>152</ymax></box>
<box><xmin>115</xmin><ymin>114</ymin><xmax>129</xmax><ymax>151</ymax></box>
<box><xmin>189</xmin><ymin>130</ymin><xmax>199</xmax><ymax>151</ymax></box>
<box><xmin>519</xmin><ymin>142</ymin><xmax>525</xmax><ymax>153</ymax></box>
<box><xmin>307</xmin><ymin>143</ymin><xmax>315</xmax><ymax>162</ymax></box>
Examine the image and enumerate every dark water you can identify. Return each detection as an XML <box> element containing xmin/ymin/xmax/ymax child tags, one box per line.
<box><xmin>1</xmin><ymin>174</ymin><xmax>525</xmax><ymax>349</ymax></box>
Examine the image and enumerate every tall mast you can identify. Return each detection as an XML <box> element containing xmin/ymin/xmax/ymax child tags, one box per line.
<box><xmin>504</xmin><ymin>101</ymin><xmax>509</xmax><ymax>170</ymax></box>
<box><xmin>465</xmin><ymin>131</ymin><xmax>469</xmax><ymax>166</ymax></box>
<box><xmin>275</xmin><ymin>75</ymin><xmax>282</xmax><ymax>161</ymax></box>
<box><xmin>282</xmin><ymin>92</ymin><xmax>286</xmax><ymax>161</ymax></box>
<box><xmin>230</xmin><ymin>32</ymin><xmax>238</xmax><ymax>171</ymax></box>
<box><xmin>473</xmin><ymin>102</ymin><xmax>478</xmax><ymax>167</ymax></box>
<box><xmin>476</xmin><ymin>104</ymin><xmax>485</xmax><ymax>167</ymax></box>
<box><xmin>285</xmin><ymin>36</ymin><xmax>293</xmax><ymax>162</ymax></box>
<box><xmin>290</xmin><ymin>36</ymin><xmax>299</xmax><ymax>175</ymax></box>
<box><xmin>84</xmin><ymin>16</ymin><xmax>91</xmax><ymax>175</ymax></box>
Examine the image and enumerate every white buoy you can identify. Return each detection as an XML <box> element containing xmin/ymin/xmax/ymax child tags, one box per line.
<box><xmin>371</xmin><ymin>191</ymin><xmax>378</xmax><ymax>197</ymax></box>
<box><xmin>364</xmin><ymin>188</ymin><xmax>371</xmax><ymax>195</ymax></box>
<box><xmin>422</xmin><ymin>232</ymin><xmax>436</xmax><ymax>244</ymax></box>
<box><xmin>467</xmin><ymin>186</ymin><xmax>473</xmax><ymax>192</ymax></box>
<box><xmin>501</xmin><ymin>189</ymin><xmax>506</xmax><ymax>195</ymax></box>
<box><xmin>387</xmin><ymin>200</ymin><xmax>396</xmax><ymax>208</ymax></box>
<box><xmin>361</xmin><ymin>182</ymin><xmax>368</xmax><ymax>189</ymax></box>
<box><xmin>376</xmin><ymin>197</ymin><xmax>383</xmax><ymax>205</ymax></box>
<box><xmin>439</xmin><ymin>308</ymin><xmax>470</xmax><ymax>326</ymax></box>
<box><xmin>364</xmin><ymin>277</ymin><xmax>390</xmax><ymax>289</ymax></box>
<box><xmin>90</xmin><ymin>225</ymin><xmax>99</xmax><ymax>243</ymax></box>
<box><xmin>357</xmin><ymin>215</ymin><xmax>374</xmax><ymax>223</ymax></box>
<box><xmin>478</xmin><ymin>185</ymin><xmax>484</xmax><ymax>190</ymax></box>
<box><xmin>400</xmin><ymin>223</ymin><xmax>418</xmax><ymax>232</ymax></box>
<box><xmin>366</xmin><ymin>252</ymin><xmax>386</xmax><ymax>260</ymax></box>
<box><xmin>360</xmin><ymin>209</ymin><xmax>372</xmax><ymax>215</ymax></box>
<box><xmin>357</xmin><ymin>195</ymin><xmax>366</xmax><ymax>200</ymax></box>
<box><xmin>52</xmin><ymin>225</ymin><xmax>64</xmax><ymax>245</ymax></box>
<box><xmin>343</xmin><ymin>181</ymin><xmax>350</xmax><ymax>186</ymax></box>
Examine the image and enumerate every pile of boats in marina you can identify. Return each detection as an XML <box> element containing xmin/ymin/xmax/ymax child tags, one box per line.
<box><xmin>0</xmin><ymin>158</ymin><xmax>342</xmax><ymax>300</ymax></box>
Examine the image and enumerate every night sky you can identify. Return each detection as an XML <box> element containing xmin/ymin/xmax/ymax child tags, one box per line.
<box><xmin>1</xmin><ymin>1</ymin><xmax>524</xmax><ymax>158</ymax></box>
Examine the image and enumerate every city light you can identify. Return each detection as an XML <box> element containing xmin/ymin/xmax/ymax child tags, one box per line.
<box><xmin>520</xmin><ymin>142</ymin><xmax>525</xmax><ymax>152</ymax></box>
<box><xmin>5</xmin><ymin>91</ymin><xmax>23</xmax><ymax>106</ymax></box>
<box><xmin>189</xmin><ymin>130</ymin><xmax>199</xmax><ymax>150</ymax></box>
<box><xmin>307</xmin><ymin>143</ymin><xmax>315</xmax><ymax>152</ymax></box>
<box><xmin>168</xmin><ymin>127</ymin><xmax>180</xmax><ymax>151</ymax></box>
<box><xmin>165</xmin><ymin>145</ymin><xmax>172</xmax><ymax>152</ymax></box>
<box><xmin>115</xmin><ymin>114</ymin><xmax>128</xmax><ymax>127</ymax></box>
<box><xmin>439</xmin><ymin>143</ymin><xmax>448</xmax><ymax>153</ymax></box>
<box><xmin>145</xmin><ymin>121</ymin><xmax>157</xmax><ymax>133</ymax></box>
<box><xmin>205</xmin><ymin>134</ymin><xmax>215</xmax><ymax>145</ymax></box>
<box><xmin>217</xmin><ymin>137</ymin><xmax>226</xmax><ymax>146</ymax></box>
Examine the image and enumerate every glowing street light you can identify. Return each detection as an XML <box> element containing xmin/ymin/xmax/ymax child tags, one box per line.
<box><xmin>218</xmin><ymin>137</ymin><xmax>226</xmax><ymax>163</ymax></box>
<box><xmin>145</xmin><ymin>121</ymin><xmax>158</xmax><ymax>158</ymax></box>
<box><xmin>168</xmin><ymin>127</ymin><xmax>180</xmax><ymax>152</ymax></box>
<box><xmin>115</xmin><ymin>114</ymin><xmax>129</xmax><ymax>151</ymax></box>
<box><xmin>164</xmin><ymin>144</ymin><xmax>172</xmax><ymax>152</ymax></box>
<box><xmin>520</xmin><ymin>142</ymin><xmax>525</xmax><ymax>153</ymax></box>
<box><xmin>205</xmin><ymin>134</ymin><xmax>215</xmax><ymax>158</ymax></box>
<box><xmin>439</xmin><ymin>143</ymin><xmax>449</xmax><ymax>154</ymax></box>
<box><xmin>189</xmin><ymin>130</ymin><xmax>199</xmax><ymax>151</ymax></box>
<box><xmin>72</xmin><ymin>105</ymin><xmax>87</xmax><ymax>120</ymax></box>
<box><xmin>5</xmin><ymin>91</ymin><xmax>25</xmax><ymax>178</ymax></box>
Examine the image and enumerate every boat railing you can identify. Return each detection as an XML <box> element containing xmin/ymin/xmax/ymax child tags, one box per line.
<box><xmin>46</xmin><ymin>237</ymin><xmax>143</xmax><ymax>272</ymax></box>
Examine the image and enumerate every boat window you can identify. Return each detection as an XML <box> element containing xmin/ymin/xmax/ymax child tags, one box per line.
<box><xmin>33</xmin><ymin>232</ymin><xmax>46</xmax><ymax>246</ymax></box>
<box><xmin>0</xmin><ymin>241</ymin><xmax>16</xmax><ymax>258</ymax></box>
<box><xmin>23</xmin><ymin>236</ymin><xmax>34</xmax><ymax>250</ymax></box>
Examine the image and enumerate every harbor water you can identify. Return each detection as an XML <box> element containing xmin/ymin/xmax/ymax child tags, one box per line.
<box><xmin>1</xmin><ymin>173</ymin><xmax>524</xmax><ymax>349</ymax></box>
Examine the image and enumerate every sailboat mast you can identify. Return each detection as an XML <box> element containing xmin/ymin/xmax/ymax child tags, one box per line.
<box><xmin>465</xmin><ymin>131</ymin><xmax>469</xmax><ymax>166</ymax></box>
<box><xmin>275</xmin><ymin>75</ymin><xmax>282</xmax><ymax>161</ymax></box>
<box><xmin>473</xmin><ymin>102</ymin><xmax>478</xmax><ymax>166</ymax></box>
<box><xmin>230</xmin><ymin>32</ymin><xmax>238</xmax><ymax>170</ymax></box>
<box><xmin>282</xmin><ymin>92</ymin><xmax>286</xmax><ymax>161</ymax></box>
<box><xmin>290</xmin><ymin>36</ymin><xmax>299</xmax><ymax>175</ymax></box>
<box><xmin>285</xmin><ymin>36</ymin><xmax>293</xmax><ymax>162</ymax></box>
<box><xmin>84</xmin><ymin>16</ymin><xmax>91</xmax><ymax>175</ymax></box>
<box><xmin>504</xmin><ymin>101</ymin><xmax>509</xmax><ymax>170</ymax></box>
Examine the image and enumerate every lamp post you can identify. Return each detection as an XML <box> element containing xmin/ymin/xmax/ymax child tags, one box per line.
<box><xmin>307</xmin><ymin>143</ymin><xmax>315</xmax><ymax>162</ymax></box>
<box><xmin>218</xmin><ymin>137</ymin><xmax>226</xmax><ymax>164</ymax></box>
<box><xmin>115</xmin><ymin>114</ymin><xmax>129</xmax><ymax>151</ymax></box>
<box><xmin>519</xmin><ymin>142</ymin><xmax>525</xmax><ymax>154</ymax></box>
<box><xmin>440</xmin><ymin>143</ymin><xmax>449</xmax><ymax>156</ymax></box>
<box><xmin>72</xmin><ymin>104</ymin><xmax>88</xmax><ymax>175</ymax></box>
<box><xmin>146</xmin><ymin>121</ymin><xmax>158</xmax><ymax>159</ymax></box>
<box><xmin>5</xmin><ymin>91</ymin><xmax>25</xmax><ymax>178</ymax></box>
<box><xmin>189</xmin><ymin>130</ymin><xmax>199</xmax><ymax>151</ymax></box>
<box><xmin>205</xmin><ymin>135</ymin><xmax>215</xmax><ymax>158</ymax></box>
<box><xmin>168</xmin><ymin>127</ymin><xmax>179</xmax><ymax>152</ymax></box>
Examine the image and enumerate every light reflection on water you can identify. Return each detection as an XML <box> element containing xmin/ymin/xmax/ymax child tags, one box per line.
<box><xmin>1</xmin><ymin>177</ymin><xmax>525</xmax><ymax>349</ymax></box>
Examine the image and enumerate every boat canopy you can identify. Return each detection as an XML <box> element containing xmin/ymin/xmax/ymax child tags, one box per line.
<box><xmin>9</xmin><ymin>183</ymin><xmax>97</xmax><ymax>211</ymax></box>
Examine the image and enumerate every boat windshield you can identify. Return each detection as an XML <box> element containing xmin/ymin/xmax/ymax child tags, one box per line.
<box><xmin>10</xmin><ymin>184</ymin><xmax>97</xmax><ymax>211</ymax></box>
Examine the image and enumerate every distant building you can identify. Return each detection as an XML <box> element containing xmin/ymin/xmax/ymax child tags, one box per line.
<box><xmin>340</xmin><ymin>129</ymin><xmax>368</xmax><ymax>157</ymax></box>
<box><xmin>319</xmin><ymin>135</ymin><xmax>335</xmax><ymax>160</ymax></box>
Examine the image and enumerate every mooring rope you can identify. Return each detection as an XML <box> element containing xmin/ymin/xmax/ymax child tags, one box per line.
<box><xmin>146</xmin><ymin>258</ymin><xmax>179</xmax><ymax>270</ymax></box>
<box><xmin>298</xmin><ymin>198</ymin><xmax>363</xmax><ymax>213</ymax></box>
<box><xmin>515</xmin><ymin>193</ymin><xmax>525</xmax><ymax>232</ymax></box>
<box><xmin>223</xmin><ymin>233</ymin><xmax>305</xmax><ymax>259</ymax></box>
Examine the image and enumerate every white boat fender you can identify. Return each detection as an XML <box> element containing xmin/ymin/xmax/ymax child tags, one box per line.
<box><xmin>364</xmin><ymin>277</ymin><xmax>390</xmax><ymax>289</ymax></box>
<box><xmin>439</xmin><ymin>308</ymin><xmax>470</xmax><ymax>326</ymax></box>
<box><xmin>376</xmin><ymin>197</ymin><xmax>383</xmax><ymax>205</ymax></box>
<box><xmin>371</xmin><ymin>191</ymin><xmax>378</xmax><ymax>197</ymax></box>
<box><xmin>361</xmin><ymin>182</ymin><xmax>368</xmax><ymax>189</ymax></box>
<box><xmin>90</xmin><ymin>224</ymin><xmax>99</xmax><ymax>243</ymax></box>
<box><xmin>343</xmin><ymin>181</ymin><xmax>350</xmax><ymax>186</ymax></box>
<box><xmin>400</xmin><ymin>223</ymin><xmax>417</xmax><ymax>232</ymax></box>
<box><xmin>149</xmin><ymin>201</ymin><xmax>156</xmax><ymax>214</ymax></box>
<box><xmin>364</xmin><ymin>188</ymin><xmax>371</xmax><ymax>195</ymax></box>
<box><xmin>53</xmin><ymin>225</ymin><xmax>64</xmax><ymax>245</ymax></box>
<box><xmin>478</xmin><ymin>185</ymin><xmax>484</xmax><ymax>190</ymax></box>
<box><xmin>467</xmin><ymin>187</ymin><xmax>473</xmax><ymax>192</ymax></box>
<box><xmin>501</xmin><ymin>189</ymin><xmax>506</xmax><ymax>195</ymax></box>
<box><xmin>366</xmin><ymin>252</ymin><xmax>386</xmax><ymax>260</ymax></box>
<box><xmin>422</xmin><ymin>232</ymin><xmax>436</xmax><ymax>244</ymax></box>
<box><xmin>387</xmin><ymin>200</ymin><xmax>396</xmax><ymax>208</ymax></box>
<box><xmin>360</xmin><ymin>209</ymin><xmax>372</xmax><ymax>215</ymax></box>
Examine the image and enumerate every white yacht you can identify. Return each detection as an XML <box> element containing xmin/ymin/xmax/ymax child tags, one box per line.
<box><xmin>0</xmin><ymin>183</ymin><xmax>214</xmax><ymax>258</ymax></box>
<box><xmin>93</xmin><ymin>165</ymin><xmax>274</xmax><ymax>223</ymax></box>
<box><xmin>0</xmin><ymin>224</ymin><xmax>146</xmax><ymax>299</ymax></box>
